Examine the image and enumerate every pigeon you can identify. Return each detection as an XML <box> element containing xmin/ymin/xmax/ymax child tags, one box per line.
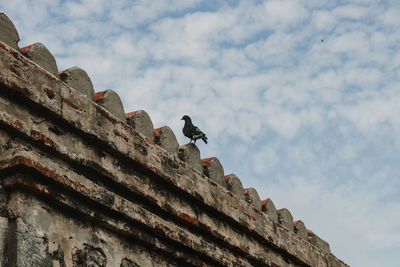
<box><xmin>181</xmin><ymin>115</ymin><xmax>208</xmax><ymax>144</ymax></box>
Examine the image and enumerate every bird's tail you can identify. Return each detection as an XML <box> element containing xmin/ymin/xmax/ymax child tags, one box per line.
<box><xmin>202</xmin><ymin>134</ymin><xmax>208</xmax><ymax>144</ymax></box>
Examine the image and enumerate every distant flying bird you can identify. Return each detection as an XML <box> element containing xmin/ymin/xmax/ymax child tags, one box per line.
<box><xmin>181</xmin><ymin>115</ymin><xmax>208</xmax><ymax>144</ymax></box>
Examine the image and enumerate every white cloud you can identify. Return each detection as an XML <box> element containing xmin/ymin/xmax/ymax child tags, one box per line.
<box><xmin>312</xmin><ymin>10</ymin><xmax>336</xmax><ymax>31</ymax></box>
<box><xmin>332</xmin><ymin>5</ymin><xmax>370</xmax><ymax>20</ymax></box>
<box><xmin>262</xmin><ymin>0</ymin><xmax>308</xmax><ymax>28</ymax></box>
<box><xmin>379</xmin><ymin>8</ymin><xmax>400</xmax><ymax>26</ymax></box>
<box><xmin>328</xmin><ymin>31</ymin><xmax>370</xmax><ymax>59</ymax></box>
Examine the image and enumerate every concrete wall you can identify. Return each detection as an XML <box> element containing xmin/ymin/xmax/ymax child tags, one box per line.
<box><xmin>0</xmin><ymin>12</ymin><xmax>347</xmax><ymax>267</ymax></box>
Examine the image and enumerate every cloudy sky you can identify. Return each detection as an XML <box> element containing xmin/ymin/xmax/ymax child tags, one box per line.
<box><xmin>2</xmin><ymin>0</ymin><xmax>400</xmax><ymax>266</ymax></box>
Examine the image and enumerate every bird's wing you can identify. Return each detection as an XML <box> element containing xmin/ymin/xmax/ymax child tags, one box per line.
<box><xmin>193</xmin><ymin>126</ymin><xmax>203</xmax><ymax>134</ymax></box>
<box><xmin>192</xmin><ymin>126</ymin><xmax>207</xmax><ymax>139</ymax></box>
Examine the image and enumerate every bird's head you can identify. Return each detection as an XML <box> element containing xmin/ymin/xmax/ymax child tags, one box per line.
<box><xmin>181</xmin><ymin>115</ymin><xmax>191</xmax><ymax>121</ymax></box>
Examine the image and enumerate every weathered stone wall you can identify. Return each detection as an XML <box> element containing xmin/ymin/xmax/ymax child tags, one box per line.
<box><xmin>0</xmin><ymin>12</ymin><xmax>347</xmax><ymax>267</ymax></box>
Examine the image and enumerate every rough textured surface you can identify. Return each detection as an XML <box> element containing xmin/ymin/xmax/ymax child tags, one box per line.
<box><xmin>308</xmin><ymin>230</ymin><xmax>331</xmax><ymax>254</ymax></box>
<box><xmin>224</xmin><ymin>174</ymin><xmax>245</xmax><ymax>199</ymax></box>
<box><xmin>261</xmin><ymin>198</ymin><xmax>279</xmax><ymax>222</ymax></box>
<box><xmin>201</xmin><ymin>157</ymin><xmax>226</xmax><ymax>188</ymax></box>
<box><xmin>278</xmin><ymin>208</ymin><xmax>294</xmax><ymax>232</ymax></box>
<box><xmin>94</xmin><ymin>89</ymin><xmax>127</xmax><ymax>122</ymax></box>
<box><xmin>72</xmin><ymin>244</ymin><xmax>107</xmax><ymax>267</ymax></box>
<box><xmin>0</xmin><ymin>217</ymin><xmax>7</xmax><ymax>267</ymax></box>
<box><xmin>0</xmin><ymin>16</ymin><xmax>348</xmax><ymax>266</ymax></box>
<box><xmin>294</xmin><ymin>220</ymin><xmax>308</xmax><ymax>240</ymax></box>
<box><xmin>5</xmin><ymin>192</ymin><xmax>176</xmax><ymax>267</ymax></box>
<box><xmin>20</xmin><ymin>43</ymin><xmax>59</xmax><ymax>77</ymax></box>
<box><xmin>125</xmin><ymin>110</ymin><xmax>154</xmax><ymax>140</ymax></box>
<box><xmin>0</xmin><ymin>13</ymin><xmax>19</xmax><ymax>50</ymax></box>
<box><xmin>244</xmin><ymin>188</ymin><xmax>262</xmax><ymax>210</ymax></box>
<box><xmin>0</xmin><ymin>129</ymin><xmax>10</xmax><ymax>154</ymax></box>
<box><xmin>59</xmin><ymin>66</ymin><xmax>95</xmax><ymax>100</ymax></box>
<box><xmin>12</xmin><ymin>217</ymin><xmax>53</xmax><ymax>267</ymax></box>
<box><xmin>153</xmin><ymin>126</ymin><xmax>179</xmax><ymax>155</ymax></box>
<box><xmin>120</xmin><ymin>258</ymin><xmax>140</xmax><ymax>267</ymax></box>
<box><xmin>178</xmin><ymin>143</ymin><xmax>203</xmax><ymax>173</ymax></box>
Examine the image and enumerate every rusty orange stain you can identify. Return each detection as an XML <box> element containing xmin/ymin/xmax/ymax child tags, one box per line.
<box><xmin>4</xmin><ymin>156</ymin><xmax>76</xmax><ymax>197</ymax></box>
<box><xmin>261</xmin><ymin>198</ymin><xmax>271</xmax><ymax>208</ymax></box>
<box><xmin>177</xmin><ymin>211</ymin><xmax>197</xmax><ymax>225</ymax></box>
<box><xmin>20</xmin><ymin>44</ymin><xmax>34</xmax><ymax>53</ymax></box>
<box><xmin>224</xmin><ymin>174</ymin><xmax>230</xmax><ymax>182</ymax></box>
<box><xmin>15</xmin><ymin>157</ymin><xmax>56</xmax><ymax>181</ymax></box>
<box><xmin>94</xmin><ymin>91</ymin><xmax>106</xmax><ymax>101</ymax></box>
<box><xmin>293</xmin><ymin>220</ymin><xmax>302</xmax><ymax>227</ymax></box>
<box><xmin>201</xmin><ymin>157</ymin><xmax>215</xmax><ymax>166</ymax></box>
<box><xmin>62</xmin><ymin>98</ymin><xmax>83</xmax><ymax>111</ymax></box>
<box><xmin>30</xmin><ymin>129</ymin><xmax>57</xmax><ymax>149</ymax></box>
<box><xmin>261</xmin><ymin>199</ymin><xmax>267</xmax><ymax>207</ymax></box>
<box><xmin>125</xmin><ymin>111</ymin><xmax>138</xmax><ymax>118</ymax></box>
<box><xmin>239</xmin><ymin>246</ymin><xmax>249</xmax><ymax>255</ymax></box>
<box><xmin>144</xmin><ymin>136</ymin><xmax>156</xmax><ymax>145</ymax></box>
<box><xmin>9</xmin><ymin>119</ymin><xmax>23</xmax><ymax>131</ymax></box>
<box><xmin>58</xmin><ymin>69</ymin><xmax>67</xmax><ymax>76</ymax></box>
<box><xmin>21</xmin><ymin>178</ymin><xmax>62</xmax><ymax>200</ymax></box>
<box><xmin>277</xmin><ymin>208</ymin><xmax>285</xmax><ymax>214</ymax></box>
<box><xmin>153</xmin><ymin>128</ymin><xmax>162</xmax><ymax>136</ymax></box>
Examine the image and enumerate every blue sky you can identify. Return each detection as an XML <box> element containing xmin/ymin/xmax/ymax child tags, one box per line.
<box><xmin>1</xmin><ymin>1</ymin><xmax>400</xmax><ymax>266</ymax></box>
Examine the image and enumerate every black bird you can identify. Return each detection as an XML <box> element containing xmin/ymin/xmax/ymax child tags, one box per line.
<box><xmin>181</xmin><ymin>115</ymin><xmax>208</xmax><ymax>144</ymax></box>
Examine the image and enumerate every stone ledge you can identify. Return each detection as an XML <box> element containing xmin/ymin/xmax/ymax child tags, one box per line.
<box><xmin>0</xmin><ymin>40</ymin><xmax>347</xmax><ymax>266</ymax></box>
<box><xmin>0</xmin><ymin>137</ymin><xmax>304</xmax><ymax>266</ymax></box>
<box><xmin>0</xmin><ymin>149</ymin><xmax>252</xmax><ymax>267</ymax></box>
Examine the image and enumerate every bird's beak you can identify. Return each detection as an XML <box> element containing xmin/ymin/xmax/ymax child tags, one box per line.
<box><xmin>181</xmin><ymin>117</ymin><xmax>184</xmax><ymax>120</ymax></box>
